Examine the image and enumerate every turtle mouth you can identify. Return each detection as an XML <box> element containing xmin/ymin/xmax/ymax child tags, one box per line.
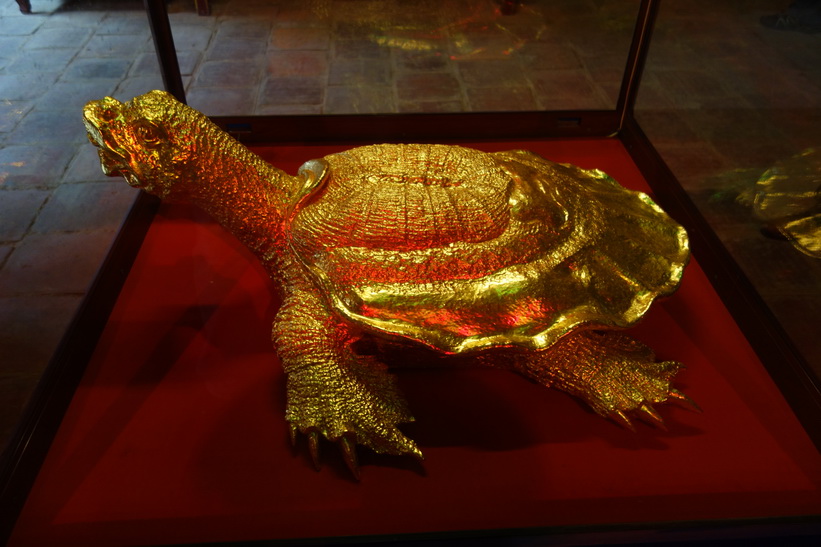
<box><xmin>82</xmin><ymin>98</ymin><xmax>133</xmax><ymax>179</ymax></box>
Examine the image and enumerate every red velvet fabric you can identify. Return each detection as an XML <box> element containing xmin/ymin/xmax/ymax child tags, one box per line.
<box><xmin>10</xmin><ymin>139</ymin><xmax>821</xmax><ymax>545</ymax></box>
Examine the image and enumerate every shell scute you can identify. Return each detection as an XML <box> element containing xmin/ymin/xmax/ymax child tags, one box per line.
<box><xmin>290</xmin><ymin>144</ymin><xmax>515</xmax><ymax>254</ymax></box>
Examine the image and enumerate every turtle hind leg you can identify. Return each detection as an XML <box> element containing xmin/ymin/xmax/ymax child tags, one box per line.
<box><xmin>273</xmin><ymin>289</ymin><xmax>421</xmax><ymax>478</ymax></box>
<box><xmin>515</xmin><ymin>330</ymin><xmax>696</xmax><ymax>430</ymax></box>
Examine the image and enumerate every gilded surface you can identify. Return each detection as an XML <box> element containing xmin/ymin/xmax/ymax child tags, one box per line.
<box><xmin>754</xmin><ymin>148</ymin><xmax>821</xmax><ymax>258</ymax></box>
<box><xmin>84</xmin><ymin>91</ymin><xmax>693</xmax><ymax>476</ymax></box>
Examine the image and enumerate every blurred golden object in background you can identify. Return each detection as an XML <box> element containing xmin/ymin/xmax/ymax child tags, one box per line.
<box><xmin>755</xmin><ymin>148</ymin><xmax>821</xmax><ymax>258</ymax></box>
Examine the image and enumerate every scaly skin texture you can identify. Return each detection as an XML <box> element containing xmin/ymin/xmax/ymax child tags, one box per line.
<box><xmin>83</xmin><ymin>90</ymin><xmax>694</xmax><ymax>476</ymax></box>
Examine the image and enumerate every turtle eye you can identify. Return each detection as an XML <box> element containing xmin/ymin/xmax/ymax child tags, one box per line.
<box><xmin>135</xmin><ymin>122</ymin><xmax>164</xmax><ymax>147</ymax></box>
<box><xmin>99</xmin><ymin>107</ymin><xmax>118</xmax><ymax>122</ymax></box>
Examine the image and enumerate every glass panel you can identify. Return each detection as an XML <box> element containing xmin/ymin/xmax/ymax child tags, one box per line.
<box><xmin>164</xmin><ymin>0</ymin><xmax>642</xmax><ymax>116</ymax></box>
<box><xmin>635</xmin><ymin>1</ymin><xmax>821</xmax><ymax>378</ymax></box>
<box><xmin>0</xmin><ymin>2</ymin><xmax>159</xmax><ymax>446</ymax></box>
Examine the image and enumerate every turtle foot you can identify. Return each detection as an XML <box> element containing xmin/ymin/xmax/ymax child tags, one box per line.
<box><xmin>275</xmin><ymin>290</ymin><xmax>423</xmax><ymax>477</ymax></box>
<box><xmin>518</xmin><ymin>330</ymin><xmax>695</xmax><ymax>428</ymax></box>
<box><xmin>284</xmin><ymin>354</ymin><xmax>422</xmax><ymax>478</ymax></box>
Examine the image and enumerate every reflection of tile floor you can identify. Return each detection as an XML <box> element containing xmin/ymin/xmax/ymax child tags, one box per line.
<box><xmin>179</xmin><ymin>0</ymin><xmax>633</xmax><ymax>115</ymax></box>
<box><xmin>0</xmin><ymin>0</ymin><xmax>819</xmax><ymax>450</ymax></box>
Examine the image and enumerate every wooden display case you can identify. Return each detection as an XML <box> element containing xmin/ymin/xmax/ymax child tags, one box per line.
<box><xmin>2</xmin><ymin>2</ymin><xmax>819</xmax><ymax>544</ymax></box>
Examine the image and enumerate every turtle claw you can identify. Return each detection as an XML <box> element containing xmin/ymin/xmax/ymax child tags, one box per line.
<box><xmin>668</xmin><ymin>388</ymin><xmax>702</xmax><ymax>412</ymax></box>
<box><xmin>610</xmin><ymin>409</ymin><xmax>636</xmax><ymax>432</ymax></box>
<box><xmin>307</xmin><ymin>430</ymin><xmax>322</xmax><ymax>471</ymax></box>
<box><xmin>340</xmin><ymin>434</ymin><xmax>360</xmax><ymax>480</ymax></box>
<box><xmin>638</xmin><ymin>403</ymin><xmax>668</xmax><ymax>431</ymax></box>
<box><xmin>291</xmin><ymin>427</ymin><xmax>359</xmax><ymax>477</ymax></box>
<box><xmin>294</xmin><ymin>428</ymin><xmax>419</xmax><ymax>479</ymax></box>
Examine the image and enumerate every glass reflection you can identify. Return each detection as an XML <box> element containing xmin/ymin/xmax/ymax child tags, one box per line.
<box><xmin>163</xmin><ymin>0</ymin><xmax>639</xmax><ymax>115</ymax></box>
<box><xmin>635</xmin><ymin>0</ymin><xmax>821</xmax><ymax>375</ymax></box>
<box><xmin>753</xmin><ymin>148</ymin><xmax>821</xmax><ymax>259</ymax></box>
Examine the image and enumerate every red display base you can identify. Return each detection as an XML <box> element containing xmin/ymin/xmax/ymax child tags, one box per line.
<box><xmin>9</xmin><ymin>139</ymin><xmax>821</xmax><ymax>545</ymax></box>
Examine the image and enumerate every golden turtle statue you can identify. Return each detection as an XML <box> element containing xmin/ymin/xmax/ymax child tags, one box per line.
<box><xmin>83</xmin><ymin>90</ymin><xmax>693</xmax><ymax>477</ymax></box>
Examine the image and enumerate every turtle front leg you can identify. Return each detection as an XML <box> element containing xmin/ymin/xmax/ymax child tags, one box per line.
<box><xmin>273</xmin><ymin>289</ymin><xmax>421</xmax><ymax>477</ymax></box>
<box><xmin>514</xmin><ymin>330</ymin><xmax>697</xmax><ymax>429</ymax></box>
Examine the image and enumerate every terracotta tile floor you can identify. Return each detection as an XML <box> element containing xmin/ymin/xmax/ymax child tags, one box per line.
<box><xmin>0</xmin><ymin>0</ymin><xmax>819</xmax><ymax>450</ymax></box>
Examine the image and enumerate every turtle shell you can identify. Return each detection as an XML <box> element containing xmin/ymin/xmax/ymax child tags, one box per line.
<box><xmin>288</xmin><ymin>144</ymin><xmax>689</xmax><ymax>353</ymax></box>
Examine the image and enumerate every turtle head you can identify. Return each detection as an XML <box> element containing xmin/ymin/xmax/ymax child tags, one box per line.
<box><xmin>83</xmin><ymin>90</ymin><xmax>205</xmax><ymax>199</ymax></box>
